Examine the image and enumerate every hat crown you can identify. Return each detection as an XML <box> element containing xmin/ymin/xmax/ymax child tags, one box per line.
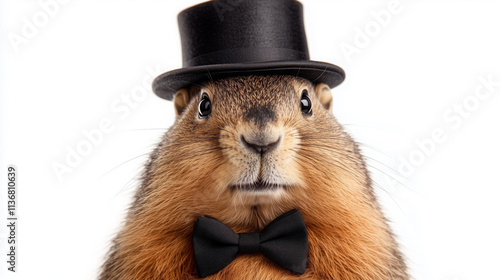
<box><xmin>178</xmin><ymin>0</ymin><xmax>309</xmax><ymax>67</ymax></box>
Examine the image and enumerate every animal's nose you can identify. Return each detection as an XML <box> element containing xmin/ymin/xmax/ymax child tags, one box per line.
<box><xmin>241</xmin><ymin>135</ymin><xmax>281</xmax><ymax>154</ymax></box>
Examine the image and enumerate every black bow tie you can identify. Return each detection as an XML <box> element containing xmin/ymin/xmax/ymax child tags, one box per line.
<box><xmin>192</xmin><ymin>209</ymin><xmax>309</xmax><ymax>278</ymax></box>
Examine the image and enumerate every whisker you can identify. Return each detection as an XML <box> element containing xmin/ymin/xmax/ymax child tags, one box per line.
<box><xmin>362</xmin><ymin>156</ymin><xmax>415</xmax><ymax>193</ymax></box>
<box><xmin>114</xmin><ymin>172</ymin><xmax>142</xmax><ymax>198</ymax></box>
<box><xmin>299</xmin><ymin>140</ymin><xmax>415</xmax><ymax>193</ymax></box>
<box><xmin>98</xmin><ymin>153</ymin><xmax>151</xmax><ymax>180</ymax></box>
<box><xmin>371</xmin><ymin>180</ymin><xmax>406</xmax><ymax>215</ymax></box>
<box><xmin>293</xmin><ymin>151</ymin><xmax>365</xmax><ymax>185</ymax></box>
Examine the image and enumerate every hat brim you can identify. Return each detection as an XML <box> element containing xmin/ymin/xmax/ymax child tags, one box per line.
<box><xmin>152</xmin><ymin>60</ymin><xmax>345</xmax><ymax>100</ymax></box>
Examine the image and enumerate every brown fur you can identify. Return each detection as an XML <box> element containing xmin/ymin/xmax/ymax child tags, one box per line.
<box><xmin>100</xmin><ymin>75</ymin><xmax>408</xmax><ymax>279</ymax></box>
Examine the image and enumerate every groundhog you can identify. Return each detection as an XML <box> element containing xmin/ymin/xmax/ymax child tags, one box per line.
<box><xmin>100</xmin><ymin>75</ymin><xmax>408</xmax><ymax>279</ymax></box>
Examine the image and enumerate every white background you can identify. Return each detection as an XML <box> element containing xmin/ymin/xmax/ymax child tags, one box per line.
<box><xmin>1</xmin><ymin>0</ymin><xmax>499</xmax><ymax>279</ymax></box>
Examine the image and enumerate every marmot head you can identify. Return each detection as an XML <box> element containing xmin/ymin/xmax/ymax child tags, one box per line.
<box><xmin>146</xmin><ymin>75</ymin><xmax>366</xmax><ymax>228</ymax></box>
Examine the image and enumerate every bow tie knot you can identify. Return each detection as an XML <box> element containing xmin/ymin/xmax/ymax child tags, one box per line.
<box><xmin>238</xmin><ymin>232</ymin><xmax>260</xmax><ymax>254</ymax></box>
<box><xmin>192</xmin><ymin>209</ymin><xmax>309</xmax><ymax>278</ymax></box>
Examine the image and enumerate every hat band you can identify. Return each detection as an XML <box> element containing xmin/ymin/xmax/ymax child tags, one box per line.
<box><xmin>184</xmin><ymin>47</ymin><xmax>310</xmax><ymax>68</ymax></box>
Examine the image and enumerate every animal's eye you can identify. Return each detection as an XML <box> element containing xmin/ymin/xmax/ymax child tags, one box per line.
<box><xmin>198</xmin><ymin>93</ymin><xmax>212</xmax><ymax>118</ymax></box>
<box><xmin>300</xmin><ymin>89</ymin><xmax>312</xmax><ymax>116</ymax></box>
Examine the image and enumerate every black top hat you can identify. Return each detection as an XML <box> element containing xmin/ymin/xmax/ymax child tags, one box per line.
<box><xmin>152</xmin><ymin>0</ymin><xmax>345</xmax><ymax>100</ymax></box>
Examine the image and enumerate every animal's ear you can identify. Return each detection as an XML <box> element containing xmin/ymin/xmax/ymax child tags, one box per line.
<box><xmin>315</xmin><ymin>83</ymin><xmax>333</xmax><ymax>111</ymax></box>
<box><xmin>173</xmin><ymin>88</ymin><xmax>190</xmax><ymax>116</ymax></box>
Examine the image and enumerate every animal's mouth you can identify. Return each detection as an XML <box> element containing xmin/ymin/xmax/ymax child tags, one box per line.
<box><xmin>230</xmin><ymin>179</ymin><xmax>285</xmax><ymax>192</ymax></box>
